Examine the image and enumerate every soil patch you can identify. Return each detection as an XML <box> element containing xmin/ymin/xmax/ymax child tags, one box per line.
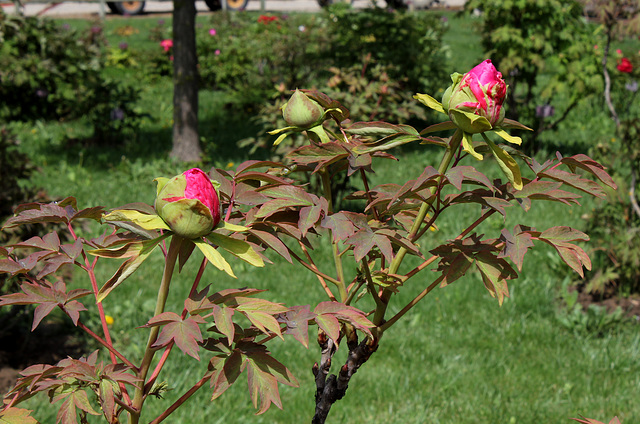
<box><xmin>575</xmin><ymin>286</ymin><xmax>640</xmax><ymax>319</ymax></box>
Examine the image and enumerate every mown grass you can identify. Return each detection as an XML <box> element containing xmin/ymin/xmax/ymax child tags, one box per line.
<box><xmin>8</xmin><ymin>9</ymin><xmax>640</xmax><ymax>424</ymax></box>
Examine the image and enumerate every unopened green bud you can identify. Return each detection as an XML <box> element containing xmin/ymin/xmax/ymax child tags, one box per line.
<box><xmin>282</xmin><ymin>89</ymin><xmax>325</xmax><ymax>128</ymax></box>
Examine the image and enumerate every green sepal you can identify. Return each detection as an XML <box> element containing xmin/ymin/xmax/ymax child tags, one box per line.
<box><xmin>449</xmin><ymin>109</ymin><xmax>493</xmax><ymax>134</ymax></box>
<box><xmin>193</xmin><ymin>239</ymin><xmax>236</xmax><ymax>278</ymax></box>
<box><xmin>103</xmin><ymin>209</ymin><xmax>170</xmax><ymax>232</ymax></box>
<box><xmin>154</xmin><ymin>177</ymin><xmax>171</xmax><ymax>197</ymax></box>
<box><xmin>206</xmin><ymin>233</ymin><xmax>264</xmax><ymax>268</ymax></box>
<box><xmin>493</xmin><ymin>128</ymin><xmax>522</xmax><ymax>146</ymax></box>
<box><xmin>307</xmin><ymin>124</ymin><xmax>330</xmax><ymax>144</ymax></box>
<box><xmin>268</xmin><ymin>126</ymin><xmax>297</xmax><ymax>136</ymax></box>
<box><xmin>272</xmin><ymin>132</ymin><xmax>289</xmax><ymax>147</ymax></box>
<box><xmin>413</xmin><ymin>93</ymin><xmax>445</xmax><ymax>114</ymax></box>
<box><xmin>462</xmin><ymin>132</ymin><xmax>483</xmax><ymax>160</ymax></box>
<box><xmin>482</xmin><ymin>133</ymin><xmax>523</xmax><ymax>190</ymax></box>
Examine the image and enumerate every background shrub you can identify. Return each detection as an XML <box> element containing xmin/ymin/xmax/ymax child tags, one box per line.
<box><xmin>0</xmin><ymin>12</ymin><xmax>143</xmax><ymax>143</ymax></box>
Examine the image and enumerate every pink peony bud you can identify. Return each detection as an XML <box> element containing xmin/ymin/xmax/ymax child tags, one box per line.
<box><xmin>441</xmin><ymin>59</ymin><xmax>508</xmax><ymax>134</ymax></box>
<box><xmin>155</xmin><ymin>168</ymin><xmax>221</xmax><ymax>239</ymax></box>
<box><xmin>617</xmin><ymin>57</ymin><xmax>633</xmax><ymax>73</ymax></box>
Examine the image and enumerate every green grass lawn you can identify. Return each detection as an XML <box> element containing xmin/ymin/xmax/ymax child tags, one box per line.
<box><xmin>7</xmin><ymin>9</ymin><xmax>640</xmax><ymax>424</ymax></box>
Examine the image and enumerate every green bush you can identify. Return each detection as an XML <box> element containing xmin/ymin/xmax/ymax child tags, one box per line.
<box><xmin>0</xmin><ymin>13</ymin><xmax>105</xmax><ymax>120</ymax></box>
<box><xmin>326</xmin><ymin>4</ymin><xmax>450</xmax><ymax>94</ymax></box>
<box><xmin>198</xmin><ymin>12</ymin><xmax>331</xmax><ymax>106</ymax></box>
<box><xmin>0</xmin><ymin>12</ymin><xmax>143</xmax><ymax>143</ymax></box>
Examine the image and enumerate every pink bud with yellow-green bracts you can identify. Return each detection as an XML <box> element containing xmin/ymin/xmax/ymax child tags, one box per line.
<box><xmin>442</xmin><ymin>59</ymin><xmax>507</xmax><ymax>134</ymax></box>
<box><xmin>154</xmin><ymin>168</ymin><xmax>221</xmax><ymax>239</ymax></box>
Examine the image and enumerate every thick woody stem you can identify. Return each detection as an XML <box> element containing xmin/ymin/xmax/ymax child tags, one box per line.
<box><xmin>311</xmin><ymin>331</ymin><xmax>378</xmax><ymax>424</ymax></box>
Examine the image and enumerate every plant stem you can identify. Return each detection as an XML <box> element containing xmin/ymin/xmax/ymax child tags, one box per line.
<box><xmin>129</xmin><ymin>235</ymin><xmax>183</xmax><ymax>424</ymax></box>
<box><xmin>78</xmin><ymin>321</ymin><xmax>137</xmax><ymax>370</ymax></box>
<box><xmin>321</xmin><ymin>168</ymin><xmax>347</xmax><ymax>302</ymax></box>
<box><xmin>372</xmin><ymin>129</ymin><xmax>463</xmax><ymax>327</ymax></box>
<box><xmin>379</xmin><ymin>276</ymin><xmax>444</xmax><ymax>332</ymax></box>
<box><xmin>148</xmin><ymin>375</ymin><xmax>209</xmax><ymax>424</ymax></box>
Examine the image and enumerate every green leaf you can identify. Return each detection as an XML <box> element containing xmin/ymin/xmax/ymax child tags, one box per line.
<box><xmin>419</xmin><ymin>120</ymin><xmax>457</xmax><ymax>135</ymax></box>
<box><xmin>482</xmin><ymin>134</ymin><xmax>523</xmax><ymax>190</ymax></box>
<box><xmin>207</xmin><ymin>233</ymin><xmax>264</xmax><ymax>268</ymax></box>
<box><xmin>314</xmin><ymin>313</ymin><xmax>341</xmax><ymax>342</ymax></box>
<box><xmin>474</xmin><ymin>252</ymin><xmax>517</xmax><ymax>306</ymax></box>
<box><xmin>212</xmin><ymin>304</ymin><xmax>236</xmax><ymax>343</ymax></box>
<box><xmin>220</xmin><ymin>221</ymin><xmax>249</xmax><ymax>232</ymax></box>
<box><xmin>313</xmin><ymin>302</ymin><xmax>374</xmax><ymax>338</ymax></box>
<box><xmin>413</xmin><ymin>93</ymin><xmax>445</xmax><ymax>113</ymax></box>
<box><xmin>194</xmin><ymin>239</ymin><xmax>236</xmax><ymax>278</ymax></box>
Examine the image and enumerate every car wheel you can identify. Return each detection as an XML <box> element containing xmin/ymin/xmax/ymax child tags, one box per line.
<box><xmin>225</xmin><ymin>0</ymin><xmax>248</xmax><ymax>10</ymax></box>
<box><xmin>110</xmin><ymin>1</ymin><xmax>146</xmax><ymax>15</ymax></box>
<box><xmin>106</xmin><ymin>2</ymin><xmax>120</xmax><ymax>13</ymax></box>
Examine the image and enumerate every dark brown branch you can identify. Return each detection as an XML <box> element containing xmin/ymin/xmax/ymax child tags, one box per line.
<box><xmin>311</xmin><ymin>332</ymin><xmax>378</xmax><ymax>424</ymax></box>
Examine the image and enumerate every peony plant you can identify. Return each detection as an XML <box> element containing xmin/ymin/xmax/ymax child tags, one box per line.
<box><xmin>0</xmin><ymin>60</ymin><xmax>617</xmax><ymax>424</ymax></box>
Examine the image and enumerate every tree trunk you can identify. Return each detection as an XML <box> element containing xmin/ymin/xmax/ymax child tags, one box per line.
<box><xmin>170</xmin><ymin>0</ymin><xmax>202</xmax><ymax>162</ymax></box>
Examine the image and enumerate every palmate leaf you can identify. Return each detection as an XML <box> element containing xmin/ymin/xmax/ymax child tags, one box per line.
<box><xmin>320</xmin><ymin>212</ymin><xmax>357</xmax><ymax>243</ymax></box>
<box><xmin>253</xmin><ymin>185</ymin><xmax>315</xmax><ymax>219</ymax></box>
<box><xmin>474</xmin><ymin>251</ymin><xmax>517</xmax><ymax>305</ymax></box>
<box><xmin>209</xmin><ymin>351</ymin><xmax>243</xmax><ymax>401</ymax></box>
<box><xmin>0</xmin><ymin>280</ymin><xmax>91</xmax><ymax>329</ymax></box>
<box><xmin>344</xmin><ymin>227</ymin><xmax>398</xmax><ymax>263</ymax></box>
<box><xmin>313</xmin><ymin>301</ymin><xmax>374</xmax><ymax>340</ymax></box>
<box><xmin>245</xmin><ymin>351</ymin><xmax>299</xmax><ymax>414</ymax></box>
<box><xmin>535</xmin><ymin>227</ymin><xmax>591</xmax><ymax>278</ymax></box>
<box><xmin>212</xmin><ymin>304</ymin><xmax>236</xmax><ymax>344</ymax></box>
<box><xmin>246</xmin><ymin>228</ymin><xmax>292</xmax><ymax>263</ymax></box>
<box><xmin>145</xmin><ymin>312</ymin><xmax>206</xmax><ymax>360</ymax></box>
<box><xmin>232</xmin><ymin>297</ymin><xmax>289</xmax><ymax>339</ymax></box>
<box><xmin>3</xmin><ymin>198</ymin><xmax>104</xmax><ymax>230</ymax></box>
<box><xmin>277</xmin><ymin>305</ymin><xmax>315</xmax><ymax>348</ymax></box>
<box><xmin>93</xmin><ymin>233</ymin><xmax>171</xmax><ymax>302</ymax></box>
<box><xmin>561</xmin><ymin>153</ymin><xmax>617</xmax><ymax>190</ymax></box>
<box><xmin>287</xmin><ymin>142</ymin><xmax>350</xmax><ymax>173</ymax></box>
<box><xmin>539</xmin><ymin>166</ymin><xmax>608</xmax><ymax>198</ymax></box>
<box><xmin>0</xmin><ymin>408</ymin><xmax>38</xmax><ymax>424</ymax></box>
<box><xmin>498</xmin><ymin>226</ymin><xmax>536</xmax><ymax>271</ymax></box>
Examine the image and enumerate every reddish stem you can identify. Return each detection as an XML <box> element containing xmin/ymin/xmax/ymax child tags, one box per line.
<box><xmin>148</xmin><ymin>376</ymin><xmax>209</xmax><ymax>424</ymax></box>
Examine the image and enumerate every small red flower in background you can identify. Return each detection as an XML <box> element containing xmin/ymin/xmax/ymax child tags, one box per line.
<box><xmin>258</xmin><ymin>15</ymin><xmax>278</xmax><ymax>24</ymax></box>
<box><xmin>617</xmin><ymin>57</ymin><xmax>633</xmax><ymax>73</ymax></box>
<box><xmin>160</xmin><ymin>39</ymin><xmax>173</xmax><ymax>52</ymax></box>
